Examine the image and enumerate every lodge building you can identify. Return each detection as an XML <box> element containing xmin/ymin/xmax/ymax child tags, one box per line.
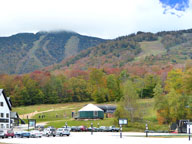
<box><xmin>0</xmin><ymin>89</ymin><xmax>12</xmax><ymax>129</ymax></box>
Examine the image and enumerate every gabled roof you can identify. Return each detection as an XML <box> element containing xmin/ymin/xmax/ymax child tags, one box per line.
<box><xmin>0</xmin><ymin>89</ymin><xmax>12</xmax><ymax>111</ymax></box>
<box><xmin>7</xmin><ymin>97</ymin><xmax>12</xmax><ymax>106</ymax></box>
<box><xmin>78</xmin><ymin>104</ymin><xmax>103</xmax><ymax>112</ymax></box>
<box><xmin>96</xmin><ymin>105</ymin><xmax>116</xmax><ymax>111</ymax></box>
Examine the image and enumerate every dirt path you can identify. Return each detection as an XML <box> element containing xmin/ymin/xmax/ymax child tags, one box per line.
<box><xmin>19</xmin><ymin>106</ymin><xmax>76</xmax><ymax>119</ymax></box>
<box><xmin>19</xmin><ymin>109</ymin><xmax>54</xmax><ymax>119</ymax></box>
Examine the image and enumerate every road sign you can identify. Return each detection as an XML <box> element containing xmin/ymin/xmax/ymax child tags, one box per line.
<box><xmin>118</xmin><ymin>118</ymin><xmax>128</xmax><ymax>125</ymax></box>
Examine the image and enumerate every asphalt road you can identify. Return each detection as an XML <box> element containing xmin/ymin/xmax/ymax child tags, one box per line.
<box><xmin>0</xmin><ymin>132</ymin><xmax>192</xmax><ymax>144</ymax></box>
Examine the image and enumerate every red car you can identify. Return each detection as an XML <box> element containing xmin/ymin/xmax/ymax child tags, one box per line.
<box><xmin>4</xmin><ymin>129</ymin><xmax>14</xmax><ymax>138</ymax></box>
<box><xmin>78</xmin><ymin>126</ymin><xmax>88</xmax><ymax>131</ymax></box>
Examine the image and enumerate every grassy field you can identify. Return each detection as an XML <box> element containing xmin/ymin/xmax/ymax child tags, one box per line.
<box><xmin>12</xmin><ymin>102</ymin><xmax>90</xmax><ymax>115</ymax></box>
<box><xmin>12</xmin><ymin>99</ymin><xmax>169</xmax><ymax>132</ymax></box>
<box><xmin>135</xmin><ymin>40</ymin><xmax>166</xmax><ymax>61</ymax></box>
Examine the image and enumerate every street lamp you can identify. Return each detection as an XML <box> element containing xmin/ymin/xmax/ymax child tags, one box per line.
<box><xmin>145</xmin><ymin>123</ymin><xmax>148</xmax><ymax>137</ymax></box>
<box><xmin>91</xmin><ymin>123</ymin><xmax>93</xmax><ymax>135</ymax></box>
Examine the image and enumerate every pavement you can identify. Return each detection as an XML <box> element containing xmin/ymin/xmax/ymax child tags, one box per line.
<box><xmin>0</xmin><ymin>132</ymin><xmax>192</xmax><ymax>144</ymax></box>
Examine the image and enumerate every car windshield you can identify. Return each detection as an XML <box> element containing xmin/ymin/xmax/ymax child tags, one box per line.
<box><xmin>7</xmin><ymin>130</ymin><xmax>12</xmax><ymax>133</ymax></box>
<box><xmin>50</xmin><ymin>129</ymin><xmax>55</xmax><ymax>131</ymax></box>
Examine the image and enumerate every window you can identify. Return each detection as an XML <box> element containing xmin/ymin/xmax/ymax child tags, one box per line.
<box><xmin>6</xmin><ymin>113</ymin><xmax>9</xmax><ymax>118</ymax></box>
<box><xmin>93</xmin><ymin>111</ymin><xmax>98</xmax><ymax>116</ymax></box>
<box><xmin>0</xmin><ymin>102</ymin><xmax>3</xmax><ymax>106</ymax></box>
<box><xmin>1</xmin><ymin>124</ymin><xmax>3</xmax><ymax>128</ymax></box>
<box><xmin>6</xmin><ymin>124</ymin><xmax>9</xmax><ymax>128</ymax></box>
<box><xmin>0</xmin><ymin>113</ymin><xmax>4</xmax><ymax>118</ymax></box>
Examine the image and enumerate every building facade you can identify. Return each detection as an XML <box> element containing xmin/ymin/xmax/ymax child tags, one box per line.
<box><xmin>0</xmin><ymin>89</ymin><xmax>12</xmax><ymax>129</ymax></box>
<box><xmin>78</xmin><ymin>104</ymin><xmax>104</xmax><ymax>119</ymax></box>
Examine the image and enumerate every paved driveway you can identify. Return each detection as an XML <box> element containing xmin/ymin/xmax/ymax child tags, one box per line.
<box><xmin>0</xmin><ymin>132</ymin><xmax>191</xmax><ymax>144</ymax></box>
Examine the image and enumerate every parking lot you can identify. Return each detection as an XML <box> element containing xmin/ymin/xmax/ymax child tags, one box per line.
<box><xmin>0</xmin><ymin>132</ymin><xmax>192</xmax><ymax>144</ymax></box>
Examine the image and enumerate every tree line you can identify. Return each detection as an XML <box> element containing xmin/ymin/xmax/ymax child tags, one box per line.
<box><xmin>2</xmin><ymin>66</ymin><xmax>192</xmax><ymax>125</ymax></box>
<box><xmin>0</xmin><ymin>68</ymin><xmax>160</xmax><ymax>107</ymax></box>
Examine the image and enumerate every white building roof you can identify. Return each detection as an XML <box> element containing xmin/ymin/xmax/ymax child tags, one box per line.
<box><xmin>78</xmin><ymin>104</ymin><xmax>103</xmax><ymax>112</ymax></box>
<box><xmin>0</xmin><ymin>89</ymin><xmax>12</xmax><ymax>110</ymax></box>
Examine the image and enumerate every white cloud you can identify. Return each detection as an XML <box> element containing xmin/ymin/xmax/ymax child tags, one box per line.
<box><xmin>0</xmin><ymin>0</ymin><xmax>192</xmax><ymax>38</ymax></box>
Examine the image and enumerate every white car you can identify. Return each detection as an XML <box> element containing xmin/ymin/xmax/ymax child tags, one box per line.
<box><xmin>0</xmin><ymin>129</ymin><xmax>5</xmax><ymax>139</ymax></box>
<box><xmin>56</xmin><ymin>128</ymin><xmax>70</xmax><ymax>136</ymax></box>
<box><xmin>30</xmin><ymin>130</ymin><xmax>42</xmax><ymax>138</ymax></box>
<box><xmin>43</xmin><ymin>128</ymin><xmax>56</xmax><ymax>137</ymax></box>
<box><xmin>62</xmin><ymin>126</ymin><xmax>71</xmax><ymax>131</ymax></box>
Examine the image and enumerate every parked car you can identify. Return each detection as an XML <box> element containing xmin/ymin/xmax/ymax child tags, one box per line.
<box><xmin>98</xmin><ymin>126</ymin><xmax>110</xmax><ymax>132</ymax></box>
<box><xmin>14</xmin><ymin>131</ymin><xmax>22</xmax><ymax>138</ymax></box>
<box><xmin>56</xmin><ymin>128</ymin><xmax>70</xmax><ymax>136</ymax></box>
<box><xmin>30</xmin><ymin>130</ymin><xmax>42</xmax><ymax>138</ymax></box>
<box><xmin>71</xmin><ymin>126</ymin><xmax>80</xmax><ymax>132</ymax></box>
<box><xmin>43</xmin><ymin>128</ymin><xmax>56</xmax><ymax>137</ymax></box>
<box><xmin>79</xmin><ymin>126</ymin><xmax>88</xmax><ymax>132</ymax></box>
<box><xmin>15</xmin><ymin>131</ymin><xmax>30</xmax><ymax>138</ymax></box>
<box><xmin>62</xmin><ymin>126</ymin><xmax>71</xmax><ymax>131</ymax></box>
<box><xmin>88</xmin><ymin>127</ymin><xmax>98</xmax><ymax>132</ymax></box>
<box><xmin>4</xmin><ymin>129</ymin><xmax>14</xmax><ymax>138</ymax></box>
<box><xmin>0</xmin><ymin>129</ymin><xmax>5</xmax><ymax>139</ymax></box>
<box><xmin>35</xmin><ymin>125</ymin><xmax>45</xmax><ymax>131</ymax></box>
<box><xmin>109</xmin><ymin>126</ymin><xmax>120</xmax><ymax>132</ymax></box>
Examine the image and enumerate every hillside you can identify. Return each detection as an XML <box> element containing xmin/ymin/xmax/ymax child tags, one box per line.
<box><xmin>2</xmin><ymin>29</ymin><xmax>192</xmax><ymax>74</ymax></box>
<box><xmin>47</xmin><ymin>29</ymin><xmax>192</xmax><ymax>71</ymax></box>
<box><xmin>0</xmin><ymin>31</ymin><xmax>105</xmax><ymax>74</ymax></box>
<box><xmin>12</xmin><ymin>100</ymin><xmax>168</xmax><ymax>131</ymax></box>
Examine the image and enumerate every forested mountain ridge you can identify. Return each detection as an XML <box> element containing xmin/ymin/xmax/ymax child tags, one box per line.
<box><xmin>0</xmin><ymin>31</ymin><xmax>106</xmax><ymax>74</ymax></box>
<box><xmin>1</xmin><ymin>28</ymin><xmax>192</xmax><ymax>74</ymax></box>
<box><xmin>47</xmin><ymin>29</ymin><xmax>192</xmax><ymax>71</ymax></box>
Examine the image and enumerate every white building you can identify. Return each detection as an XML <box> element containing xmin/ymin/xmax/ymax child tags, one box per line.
<box><xmin>0</xmin><ymin>89</ymin><xmax>12</xmax><ymax>129</ymax></box>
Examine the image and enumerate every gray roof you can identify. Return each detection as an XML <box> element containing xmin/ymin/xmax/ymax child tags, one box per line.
<box><xmin>96</xmin><ymin>105</ymin><xmax>116</xmax><ymax>111</ymax></box>
<box><xmin>10</xmin><ymin>112</ymin><xmax>19</xmax><ymax>119</ymax></box>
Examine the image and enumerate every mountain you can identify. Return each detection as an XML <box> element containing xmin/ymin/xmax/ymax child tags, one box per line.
<box><xmin>0</xmin><ymin>31</ymin><xmax>106</xmax><ymax>74</ymax></box>
<box><xmin>2</xmin><ymin>29</ymin><xmax>192</xmax><ymax>74</ymax></box>
<box><xmin>47</xmin><ymin>29</ymin><xmax>192</xmax><ymax>71</ymax></box>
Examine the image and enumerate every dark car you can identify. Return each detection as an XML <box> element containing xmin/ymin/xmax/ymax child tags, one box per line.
<box><xmin>109</xmin><ymin>126</ymin><xmax>120</xmax><ymax>132</ymax></box>
<box><xmin>4</xmin><ymin>129</ymin><xmax>14</xmax><ymax>138</ymax></box>
<box><xmin>79</xmin><ymin>126</ymin><xmax>88</xmax><ymax>132</ymax></box>
<box><xmin>71</xmin><ymin>126</ymin><xmax>80</xmax><ymax>132</ymax></box>
<box><xmin>35</xmin><ymin>125</ymin><xmax>45</xmax><ymax>131</ymax></box>
<box><xmin>88</xmin><ymin>127</ymin><xmax>98</xmax><ymax>132</ymax></box>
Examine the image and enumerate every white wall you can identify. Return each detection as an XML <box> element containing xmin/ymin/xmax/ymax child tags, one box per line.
<box><xmin>0</xmin><ymin>93</ymin><xmax>10</xmax><ymax>129</ymax></box>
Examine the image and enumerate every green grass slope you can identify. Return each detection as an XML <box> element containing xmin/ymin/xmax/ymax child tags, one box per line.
<box><xmin>13</xmin><ymin>99</ymin><xmax>168</xmax><ymax>132</ymax></box>
<box><xmin>135</xmin><ymin>40</ymin><xmax>166</xmax><ymax>61</ymax></box>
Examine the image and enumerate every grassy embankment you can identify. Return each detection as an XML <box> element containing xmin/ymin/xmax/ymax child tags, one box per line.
<box><xmin>12</xmin><ymin>99</ymin><xmax>169</xmax><ymax>132</ymax></box>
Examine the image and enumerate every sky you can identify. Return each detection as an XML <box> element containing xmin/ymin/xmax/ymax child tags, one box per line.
<box><xmin>0</xmin><ymin>0</ymin><xmax>192</xmax><ymax>39</ymax></box>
